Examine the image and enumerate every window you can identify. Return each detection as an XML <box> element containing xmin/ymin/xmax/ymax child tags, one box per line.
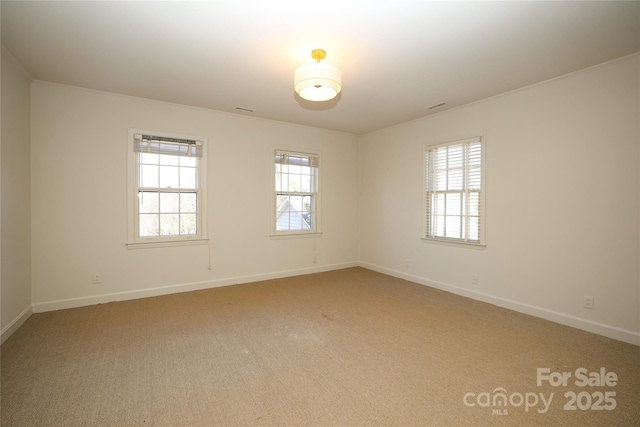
<box><xmin>128</xmin><ymin>132</ymin><xmax>207</xmax><ymax>246</ymax></box>
<box><xmin>274</xmin><ymin>150</ymin><xmax>319</xmax><ymax>235</ymax></box>
<box><xmin>424</xmin><ymin>136</ymin><xmax>484</xmax><ymax>245</ymax></box>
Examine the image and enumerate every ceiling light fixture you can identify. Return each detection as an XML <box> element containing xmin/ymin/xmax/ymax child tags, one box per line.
<box><xmin>294</xmin><ymin>49</ymin><xmax>342</xmax><ymax>102</ymax></box>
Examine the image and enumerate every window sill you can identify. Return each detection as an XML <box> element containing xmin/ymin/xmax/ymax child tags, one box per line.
<box><xmin>270</xmin><ymin>231</ymin><xmax>323</xmax><ymax>240</ymax></box>
<box><xmin>126</xmin><ymin>238</ymin><xmax>209</xmax><ymax>250</ymax></box>
<box><xmin>421</xmin><ymin>237</ymin><xmax>486</xmax><ymax>249</ymax></box>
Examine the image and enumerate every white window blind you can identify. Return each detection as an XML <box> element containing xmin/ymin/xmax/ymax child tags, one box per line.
<box><xmin>274</xmin><ymin>151</ymin><xmax>319</xmax><ymax>168</ymax></box>
<box><xmin>425</xmin><ymin>137</ymin><xmax>484</xmax><ymax>244</ymax></box>
<box><xmin>134</xmin><ymin>134</ymin><xmax>203</xmax><ymax>158</ymax></box>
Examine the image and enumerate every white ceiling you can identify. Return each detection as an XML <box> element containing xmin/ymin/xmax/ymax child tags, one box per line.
<box><xmin>2</xmin><ymin>1</ymin><xmax>639</xmax><ymax>135</ymax></box>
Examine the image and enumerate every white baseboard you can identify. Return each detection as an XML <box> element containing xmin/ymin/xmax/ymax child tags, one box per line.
<box><xmin>1</xmin><ymin>305</ymin><xmax>33</xmax><ymax>344</ymax></box>
<box><xmin>359</xmin><ymin>262</ymin><xmax>640</xmax><ymax>346</ymax></box>
<box><xmin>31</xmin><ymin>262</ymin><xmax>359</xmax><ymax>314</ymax></box>
<box><xmin>22</xmin><ymin>260</ymin><xmax>640</xmax><ymax>346</ymax></box>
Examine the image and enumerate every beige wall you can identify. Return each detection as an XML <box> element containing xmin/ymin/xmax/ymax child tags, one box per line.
<box><xmin>360</xmin><ymin>54</ymin><xmax>640</xmax><ymax>344</ymax></box>
<box><xmin>1</xmin><ymin>49</ymin><xmax>32</xmax><ymax>342</ymax></box>
<box><xmin>29</xmin><ymin>82</ymin><xmax>360</xmax><ymax>310</ymax></box>
<box><xmin>3</xmin><ymin>51</ymin><xmax>639</xmax><ymax>345</ymax></box>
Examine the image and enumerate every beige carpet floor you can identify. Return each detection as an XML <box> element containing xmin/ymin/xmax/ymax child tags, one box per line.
<box><xmin>1</xmin><ymin>267</ymin><xmax>639</xmax><ymax>426</ymax></box>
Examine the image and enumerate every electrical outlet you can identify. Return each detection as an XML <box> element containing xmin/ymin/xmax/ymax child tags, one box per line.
<box><xmin>92</xmin><ymin>274</ymin><xmax>101</xmax><ymax>284</ymax></box>
<box><xmin>583</xmin><ymin>295</ymin><xmax>594</xmax><ymax>309</ymax></box>
<box><xmin>472</xmin><ymin>274</ymin><xmax>479</xmax><ymax>285</ymax></box>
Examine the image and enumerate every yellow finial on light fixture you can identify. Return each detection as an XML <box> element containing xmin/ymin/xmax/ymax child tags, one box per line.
<box><xmin>311</xmin><ymin>49</ymin><xmax>326</xmax><ymax>62</ymax></box>
<box><xmin>294</xmin><ymin>49</ymin><xmax>342</xmax><ymax>102</ymax></box>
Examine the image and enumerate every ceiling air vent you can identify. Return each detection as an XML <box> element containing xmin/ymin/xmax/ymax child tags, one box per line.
<box><xmin>234</xmin><ymin>106</ymin><xmax>255</xmax><ymax>113</ymax></box>
<box><xmin>427</xmin><ymin>102</ymin><xmax>447</xmax><ymax>110</ymax></box>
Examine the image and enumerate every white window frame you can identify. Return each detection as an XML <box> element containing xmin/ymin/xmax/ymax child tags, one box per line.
<box><xmin>126</xmin><ymin>129</ymin><xmax>208</xmax><ymax>249</ymax></box>
<box><xmin>272</xmin><ymin>149</ymin><xmax>321</xmax><ymax>237</ymax></box>
<box><xmin>423</xmin><ymin>136</ymin><xmax>485</xmax><ymax>247</ymax></box>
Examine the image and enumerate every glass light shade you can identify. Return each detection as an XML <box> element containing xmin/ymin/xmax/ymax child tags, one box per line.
<box><xmin>294</xmin><ymin>62</ymin><xmax>342</xmax><ymax>102</ymax></box>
